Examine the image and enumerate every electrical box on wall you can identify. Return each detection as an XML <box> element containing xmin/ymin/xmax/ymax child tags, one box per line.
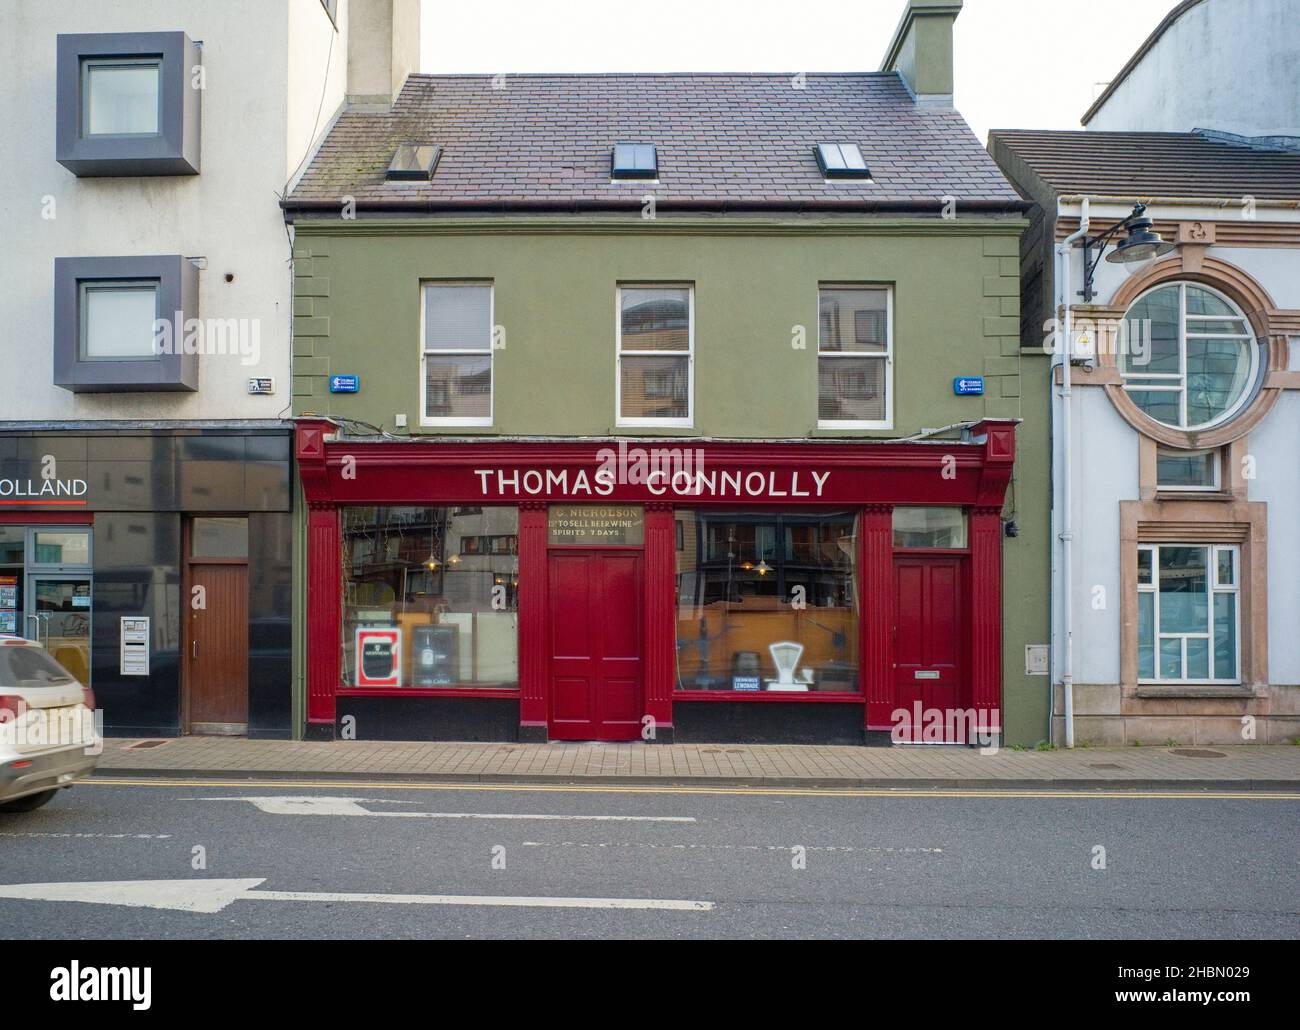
<box><xmin>1025</xmin><ymin>644</ymin><xmax>1049</xmax><ymax>676</ymax></box>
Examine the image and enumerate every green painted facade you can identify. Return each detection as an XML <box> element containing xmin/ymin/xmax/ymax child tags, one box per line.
<box><xmin>289</xmin><ymin>214</ymin><xmax>1051</xmax><ymax>746</ymax></box>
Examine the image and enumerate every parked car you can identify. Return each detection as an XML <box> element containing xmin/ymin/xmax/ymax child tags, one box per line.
<box><xmin>0</xmin><ymin>636</ymin><xmax>100</xmax><ymax>812</ymax></box>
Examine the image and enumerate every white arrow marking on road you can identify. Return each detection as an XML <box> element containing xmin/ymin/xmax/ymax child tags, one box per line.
<box><xmin>192</xmin><ymin>796</ymin><xmax>696</xmax><ymax>821</ymax></box>
<box><xmin>0</xmin><ymin>879</ymin><xmax>713</xmax><ymax>913</ymax></box>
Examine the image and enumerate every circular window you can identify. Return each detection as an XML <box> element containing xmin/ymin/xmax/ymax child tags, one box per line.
<box><xmin>1118</xmin><ymin>283</ymin><xmax>1265</xmax><ymax>430</ymax></box>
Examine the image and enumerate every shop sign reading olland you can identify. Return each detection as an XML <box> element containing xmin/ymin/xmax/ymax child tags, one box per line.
<box><xmin>0</xmin><ymin>477</ymin><xmax>89</xmax><ymax>500</ymax></box>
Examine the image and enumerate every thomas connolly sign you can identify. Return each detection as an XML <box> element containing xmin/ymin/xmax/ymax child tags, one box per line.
<box><xmin>473</xmin><ymin>467</ymin><xmax>831</xmax><ymax>500</ymax></box>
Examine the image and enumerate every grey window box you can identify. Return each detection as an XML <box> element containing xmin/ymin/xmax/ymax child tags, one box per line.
<box><xmin>54</xmin><ymin>256</ymin><xmax>199</xmax><ymax>392</ymax></box>
<box><xmin>56</xmin><ymin>32</ymin><xmax>201</xmax><ymax>176</ymax></box>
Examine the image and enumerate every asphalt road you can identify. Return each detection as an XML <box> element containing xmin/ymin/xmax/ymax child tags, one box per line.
<box><xmin>1</xmin><ymin>778</ymin><xmax>1296</xmax><ymax>939</ymax></box>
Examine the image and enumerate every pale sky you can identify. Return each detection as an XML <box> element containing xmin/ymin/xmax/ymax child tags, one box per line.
<box><xmin>420</xmin><ymin>0</ymin><xmax>1177</xmax><ymax>142</ymax></box>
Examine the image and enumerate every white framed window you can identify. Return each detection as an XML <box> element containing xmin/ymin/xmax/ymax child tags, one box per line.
<box><xmin>616</xmin><ymin>284</ymin><xmax>693</xmax><ymax>427</ymax></box>
<box><xmin>81</xmin><ymin>57</ymin><xmax>161</xmax><ymax>137</ymax></box>
<box><xmin>1119</xmin><ymin>282</ymin><xmax>1263</xmax><ymax>431</ymax></box>
<box><xmin>1156</xmin><ymin>447</ymin><xmax>1220</xmax><ymax>492</ymax></box>
<box><xmin>420</xmin><ymin>282</ymin><xmax>494</xmax><ymax>427</ymax></box>
<box><xmin>817</xmin><ymin>285</ymin><xmax>892</xmax><ymax>429</ymax></box>
<box><xmin>79</xmin><ymin>280</ymin><xmax>160</xmax><ymax>360</ymax></box>
<box><xmin>1137</xmin><ymin>544</ymin><xmax>1240</xmax><ymax>684</ymax></box>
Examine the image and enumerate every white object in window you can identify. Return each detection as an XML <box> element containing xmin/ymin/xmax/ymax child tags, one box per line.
<box><xmin>616</xmin><ymin>285</ymin><xmax>693</xmax><ymax>427</ymax></box>
<box><xmin>817</xmin><ymin>286</ymin><xmax>892</xmax><ymax>429</ymax></box>
<box><xmin>1137</xmin><ymin>544</ymin><xmax>1240</xmax><ymax>684</ymax></box>
<box><xmin>81</xmin><ymin>282</ymin><xmax>159</xmax><ymax>359</ymax></box>
<box><xmin>420</xmin><ymin>283</ymin><xmax>494</xmax><ymax>426</ymax></box>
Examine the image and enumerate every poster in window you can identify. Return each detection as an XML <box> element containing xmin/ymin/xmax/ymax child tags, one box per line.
<box><xmin>355</xmin><ymin>627</ymin><xmax>402</xmax><ymax>687</ymax></box>
<box><xmin>412</xmin><ymin>624</ymin><xmax>458</xmax><ymax>687</ymax></box>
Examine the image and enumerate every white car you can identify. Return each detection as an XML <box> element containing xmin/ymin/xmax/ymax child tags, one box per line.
<box><xmin>0</xmin><ymin>636</ymin><xmax>101</xmax><ymax>813</ymax></box>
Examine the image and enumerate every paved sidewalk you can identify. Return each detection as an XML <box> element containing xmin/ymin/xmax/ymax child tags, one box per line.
<box><xmin>94</xmin><ymin>736</ymin><xmax>1300</xmax><ymax>790</ymax></box>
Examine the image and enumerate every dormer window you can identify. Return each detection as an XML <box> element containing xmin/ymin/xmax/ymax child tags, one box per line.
<box><xmin>815</xmin><ymin>142</ymin><xmax>870</xmax><ymax>179</ymax></box>
<box><xmin>611</xmin><ymin>143</ymin><xmax>657</xmax><ymax>180</ymax></box>
<box><xmin>387</xmin><ymin>143</ymin><xmax>441</xmax><ymax>181</ymax></box>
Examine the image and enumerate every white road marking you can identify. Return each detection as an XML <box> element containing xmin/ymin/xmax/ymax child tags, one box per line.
<box><xmin>521</xmin><ymin>841</ymin><xmax>942</xmax><ymax>854</ymax></box>
<box><xmin>191</xmin><ymin>795</ymin><xmax>696</xmax><ymax>822</ymax></box>
<box><xmin>0</xmin><ymin>832</ymin><xmax>173</xmax><ymax>840</ymax></box>
<box><xmin>0</xmin><ymin>878</ymin><xmax>714</xmax><ymax>913</ymax></box>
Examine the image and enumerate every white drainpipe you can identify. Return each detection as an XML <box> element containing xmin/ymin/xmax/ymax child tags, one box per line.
<box><xmin>1055</xmin><ymin>197</ymin><xmax>1090</xmax><ymax>748</ymax></box>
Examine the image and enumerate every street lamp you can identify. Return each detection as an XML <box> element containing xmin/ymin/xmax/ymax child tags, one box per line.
<box><xmin>1079</xmin><ymin>202</ymin><xmax>1176</xmax><ymax>302</ymax></box>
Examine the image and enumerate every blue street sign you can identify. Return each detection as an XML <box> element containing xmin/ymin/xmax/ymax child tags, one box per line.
<box><xmin>953</xmin><ymin>376</ymin><xmax>984</xmax><ymax>396</ymax></box>
<box><xmin>329</xmin><ymin>374</ymin><xmax>359</xmax><ymax>393</ymax></box>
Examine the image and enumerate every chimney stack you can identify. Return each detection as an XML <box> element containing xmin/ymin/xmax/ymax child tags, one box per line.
<box><xmin>347</xmin><ymin>0</ymin><xmax>421</xmax><ymax>109</ymax></box>
<box><xmin>880</xmin><ymin>0</ymin><xmax>962</xmax><ymax>108</ymax></box>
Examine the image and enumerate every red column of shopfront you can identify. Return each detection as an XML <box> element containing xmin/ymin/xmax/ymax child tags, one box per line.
<box><xmin>861</xmin><ymin>505</ymin><xmax>894</xmax><ymax>730</ymax></box>
<box><xmin>643</xmin><ymin>504</ymin><xmax>675</xmax><ymax>737</ymax></box>
<box><xmin>969</xmin><ymin>507</ymin><xmax>1002</xmax><ymax>731</ymax></box>
<box><xmin>306</xmin><ymin>501</ymin><xmax>340</xmax><ymax>727</ymax></box>
<box><xmin>516</xmin><ymin>502</ymin><xmax>549</xmax><ymax>737</ymax></box>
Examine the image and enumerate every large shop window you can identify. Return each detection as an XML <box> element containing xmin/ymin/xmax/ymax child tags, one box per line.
<box><xmin>421</xmin><ymin>283</ymin><xmax>494</xmax><ymax>426</ymax></box>
<box><xmin>674</xmin><ymin>510</ymin><xmax>859</xmax><ymax>693</ymax></box>
<box><xmin>818</xmin><ymin>285</ymin><xmax>892</xmax><ymax>428</ymax></box>
<box><xmin>617</xmin><ymin>284</ymin><xmax>693</xmax><ymax>427</ymax></box>
<box><xmin>1119</xmin><ymin>283</ymin><xmax>1264</xmax><ymax>431</ymax></box>
<box><xmin>341</xmin><ymin>506</ymin><xmax>519</xmax><ymax>689</ymax></box>
<box><xmin>1137</xmin><ymin>544</ymin><xmax>1239</xmax><ymax>684</ymax></box>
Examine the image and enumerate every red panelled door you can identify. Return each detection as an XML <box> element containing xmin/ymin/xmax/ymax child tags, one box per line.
<box><xmin>548</xmin><ymin>550</ymin><xmax>644</xmax><ymax>741</ymax></box>
<box><xmin>893</xmin><ymin>555</ymin><xmax>967</xmax><ymax>742</ymax></box>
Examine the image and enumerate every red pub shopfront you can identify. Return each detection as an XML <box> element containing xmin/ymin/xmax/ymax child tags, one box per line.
<box><xmin>296</xmin><ymin>419</ymin><xmax>1016</xmax><ymax>745</ymax></box>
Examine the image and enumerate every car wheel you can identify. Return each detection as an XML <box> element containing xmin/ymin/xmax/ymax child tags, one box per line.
<box><xmin>0</xmin><ymin>789</ymin><xmax>59</xmax><ymax>813</ymax></box>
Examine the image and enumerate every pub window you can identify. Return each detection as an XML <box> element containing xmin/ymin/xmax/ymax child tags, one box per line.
<box><xmin>674</xmin><ymin>510</ymin><xmax>859</xmax><ymax>693</ymax></box>
<box><xmin>1138</xmin><ymin>544</ymin><xmax>1239</xmax><ymax>683</ymax></box>
<box><xmin>421</xmin><ymin>283</ymin><xmax>494</xmax><ymax>426</ymax></box>
<box><xmin>818</xmin><ymin>285</ymin><xmax>892</xmax><ymax>428</ymax></box>
<box><xmin>617</xmin><ymin>284</ymin><xmax>692</xmax><ymax>426</ymax></box>
<box><xmin>892</xmin><ymin>507</ymin><xmax>967</xmax><ymax>548</ymax></box>
<box><xmin>340</xmin><ymin>506</ymin><xmax>518</xmax><ymax>688</ymax></box>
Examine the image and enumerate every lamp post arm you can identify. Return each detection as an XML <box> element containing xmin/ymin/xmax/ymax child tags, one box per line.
<box><xmin>1079</xmin><ymin>218</ymin><xmax>1131</xmax><ymax>302</ymax></box>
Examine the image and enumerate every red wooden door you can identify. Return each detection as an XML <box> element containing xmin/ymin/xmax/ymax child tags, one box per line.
<box><xmin>893</xmin><ymin>555</ymin><xmax>966</xmax><ymax>742</ymax></box>
<box><xmin>548</xmin><ymin>550</ymin><xmax>643</xmax><ymax>741</ymax></box>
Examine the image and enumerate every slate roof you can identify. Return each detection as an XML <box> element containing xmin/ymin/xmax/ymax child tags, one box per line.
<box><xmin>988</xmin><ymin>129</ymin><xmax>1300</xmax><ymax>201</ymax></box>
<box><xmin>285</xmin><ymin>73</ymin><xmax>1024</xmax><ymax>213</ymax></box>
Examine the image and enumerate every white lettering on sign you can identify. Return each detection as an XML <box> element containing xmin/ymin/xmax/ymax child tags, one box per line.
<box><xmin>473</xmin><ymin>467</ymin><xmax>830</xmax><ymax>500</ymax></box>
<box><xmin>0</xmin><ymin>479</ymin><xmax>88</xmax><ymax>498</ymax></box>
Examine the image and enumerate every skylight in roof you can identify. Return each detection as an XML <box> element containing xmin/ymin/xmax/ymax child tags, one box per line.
<box><xmin>815</xmin><ymin>142</ymin><xmax>870</xmax><ymax>179</ymax></box>
<box><xmin>611</xmin><ymin>143</ymin><xmax>657</xmax><ymax>179</ymax></box>
<box><xmin>386</xmin><ymin>143</ymin><xmax>441</xmax><ymax>181</ymax></box>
